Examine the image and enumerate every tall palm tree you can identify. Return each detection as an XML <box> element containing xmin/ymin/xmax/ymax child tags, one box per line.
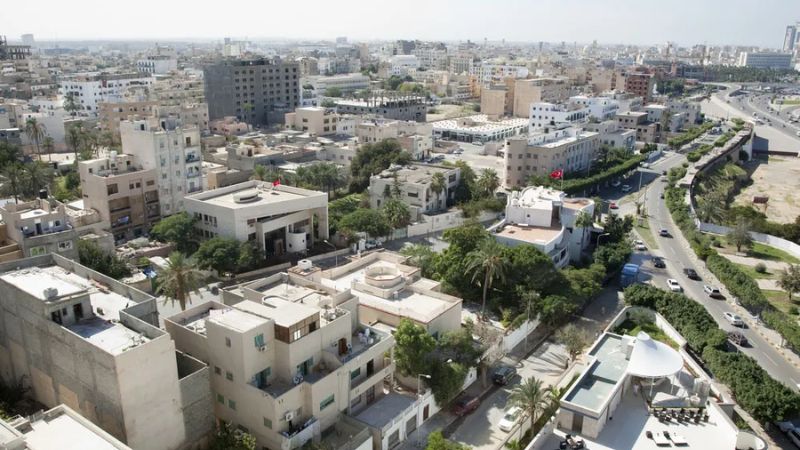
<box><xmin>24</xmin><ymin>162</ymin><xmax>54</xmax><ymax>198</ymax></box>
<box><xmin>430</xmin><ymin>172</ymin><xmax>447</xmax><ymax>211</ymax></box>
<box><xmin>695</xmin><ymin>195</ymin><xmax>725</xmax><ymax>223</ymax></box>
<box><xmin>156</xmin><ymin>252</ymin><xmax>204</xmax><ymax>311</ymax></box>
<box><xmin>574</xmin><ymin>211</ymin><xmax>594</xmax><ymax>251</ymax></box>
<box><xmin>66</xmin><ymin>125</ymin><xmax>82</xmax><ymax>162</ymax></box>
<box><xmin>509</xmin><ymin>377</ymin><xmax>552</xmax><ymax>433</ymax></box>
<box><xmin>465</xmin><ymin>239</ymin><xmax>508</xmax><ymax>318</ymax></box>
<box><xmin>251</xmin><ymin>164</ymin><xmax>269</xmax><ymax>181</ymax></box>
<box><xmin>478</xmin><ymin>168</ymin><xmax>500</xmax><ymax>197</ymax></box>
<box><xmin>24</xmin><ymin>118</ymin><xmax>47</xmax><ymax>161</ymax></box>
<box><xmin>42</xmin><ymin>136</ymin><xmax>55</xmax><ymax>162</ymax></box>
<box><xmin>0</xmin><ymin>163</ymin><xmax>26</xmax><ymax>204</ymax></box>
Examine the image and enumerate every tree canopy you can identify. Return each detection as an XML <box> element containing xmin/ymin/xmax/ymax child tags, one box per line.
<box><xmin>150</xmin><ymin>212</ymin><xmax>197</xmax><ymax>253</ymax></box>
<box><xmin>348</xmin><ymin>139</ymin><xmax>411</xmax><ymax>192</ymax></box>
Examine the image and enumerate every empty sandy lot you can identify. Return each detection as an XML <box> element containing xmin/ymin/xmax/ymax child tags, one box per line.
<box><xmin>734</xmin><ymin>156</ymin><xmax>800</xmax><ymax>223</ymax></box>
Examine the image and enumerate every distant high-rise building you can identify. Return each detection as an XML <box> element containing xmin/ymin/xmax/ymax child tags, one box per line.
<box><xmin>336</xmin><ymin>36</ymin><xmax>348</xmax><ymax>45</ymax></box>
<box><xmin>784</xmin><ymin>24</ymin><xmax>798</xmax><ymax>52</ymax></box>
<box><xmin>20</xmin><ymin>33</ymin><xmax>34</xmax><ymax>46</ymax></box>
<box><xmin>203</xmin><ymin>58</ymin><xmax>299</xmax><ymax>125</ymax></box>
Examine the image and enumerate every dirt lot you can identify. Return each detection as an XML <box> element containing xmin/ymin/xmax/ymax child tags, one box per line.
<box><xmin>426</xmin><ymin>104</ymin><xmax>476</xmax><ymax>122</ymax></box>
<box><xmin>734</xmin><ymin>156</ymin><xmax>800</xmax><ymax>223</ymax></box>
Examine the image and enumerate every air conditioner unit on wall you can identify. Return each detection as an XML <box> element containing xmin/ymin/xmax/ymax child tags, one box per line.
<box><xmin>284</xmin><ymin>411</ymin><xmax>295</xmax><ymax>422</ymax></box>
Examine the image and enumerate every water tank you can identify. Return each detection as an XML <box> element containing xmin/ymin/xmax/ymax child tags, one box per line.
<box><xmin>233</xmin><ymin>190</ymin><xmax>261</xmax><ymax>203</ymax></box>
<box><xmin>38</xmin><ymin>189</ymin><xmax>48</xmax><ymax>200</ymax></box>
<box><xmin>297</xmin><ymin>259</ymin><xmax>313</xmax><ymax>271</ymax></box>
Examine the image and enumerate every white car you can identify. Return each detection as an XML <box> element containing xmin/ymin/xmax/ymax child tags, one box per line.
<box><xmin>633</xmin><ymin>240</ymin><xmax>646</xmax><ymax>251</ymax></box>
<box><xmin>723</xmin><ymin>312</ymin><xmax>744</xmax><ymax>327</ymax></box>
<box><xmin>611</xmin><ymin>180</ymin><xmax>621</xmax><ymax>187</ymax></box>
<box><xmin>621</xmin><ymin>184</ymin><xmax>632</xmax><ymax>193</ymax></box>
<box><xmin>498</xmin><ymin>406</ymin><xmax>522</xmax><ymax>432</ymax></box>
<box><xmin>666</xmin><ymin>279</ymin><xmax>682</xmax><ymax>292</ymax></box>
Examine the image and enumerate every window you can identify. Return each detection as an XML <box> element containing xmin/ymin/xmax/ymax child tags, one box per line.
<box><xmin>225</xmin><ymin>337</ymin><xmax>231</xmax><ymax>347</ymax></box>
<box><xmin>226</xmin><ymin>371</ymin><xmax>233</xmax><ymax>381</ymax></box>
<box><xmin>29</xmin><ymin>246</ymin><xmax>46</xmax><ymax>257</ymax></box>
<box><xmin>320</xmin><ymin>394</ymin><xmax>334</xmax><ymax>410</ymax></box>
<box><xmin>107</xmin><ymin>184</ymin><xmax>118</xmax><ymax>195</ymax></box>
<box><xmin>58</xmin><ymin>241</ymin><xmax>73</xmax><ymax>251</ymax></box>
<box><xmin>146</xmin><ymin>180</ymin><xmax>154</xmax><ymax>186</ymax></box>
<box><xmin>214</xmin><ymin>366</ymin><xmax>221</xmax><ymax>375</ymax></box>
<box><xmin>263</xmin><ymin>417</ymin><xmax>272</xmax><ymax>429</ymax></box>
<box><xmin>350</xmin><ymin>368</ymin><xmax>361</xmax><ymax>380</ymax></box>
<box><xmin>228</xmin><ymin>399</ymin><xmax>236</xmax><ymax>410</ymax></box>
<box><xmin>254</xmin><ymin>334</ymin><xmax>265</xmax><ymax>348</ymax></box>
<box><xmin>292</xmin><ymin>329</ymin><xmax>302</xmax><ymax>341</ymax></box>
<box><xmin>217</xmin><ymin>394</ymin><xmax>224</xmax><ymax>404</ymax></box>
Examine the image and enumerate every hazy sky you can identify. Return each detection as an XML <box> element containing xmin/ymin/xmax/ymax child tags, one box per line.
<box><xmin>2</xmin><ymin>0</ymin><xmax>797</xmax><ymax>47</ymax></box>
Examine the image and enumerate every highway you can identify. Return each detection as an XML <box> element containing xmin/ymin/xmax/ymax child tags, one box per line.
<box><xmin>617</xmin><ymin>151</ymin><xmax>800</xmax><ymax>392</ymax></box>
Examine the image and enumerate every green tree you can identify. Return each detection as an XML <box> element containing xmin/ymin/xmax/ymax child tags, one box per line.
<box><xmin>23</xmin><ymin>162</ymin><xmax>54</xmax><ymax>198</ymax></box>
<box><xmin>65</xmin><ymin>124</ymin><xmax>83</xmax><ymax>162</ymax></box>
<box><xmin>63</xmin><ymin>92</ymin><xmax>80</xmax><ymax>117</ymax></box>
<box><xmin>574</xmin><ymin>211</ymin><xmax>594</xmax><ymax>250</ymax></box>
<box><xmin>237</xmin><ymin>241</ymin><xmax>263</xmax><ymax>272</ymax></box>
<box><xmin>778</xmin><ymin>264</ymin><xmax>800</xmax><ymax>301</ymax></box>
<box><xmin>477</xmin><ymin>168</ymin><xmax>500</xmax><ymax>198</ymax></box>
<box><xmin>393</xmin><ymin>319</ymin><xmax>436</xmax><ymax>377</ymax></box>
<box><xmin>150</xmin><ymin>212</ymin><xmax>198</xmax><ymax>253</ymax></box>
<box><xmin>425</xmin><ymin>430</ymin><xmax>467</xmax><ymax>450</ymax></box>
<box><xmin>465</xmin><ymin>239</ymin><xmax>508</xmax><ymax>318</ymax></box>
<box><xmin>77</xmin><ymin>240</ymin><xmax>132</xmax><ymax>279</ymax></box>
<box><xmin>0</xmin><ymin>163</ymin><xmax>25</xmax><ymax>203</ymax></box>
<box><xmin>430</xmin><ymin>172</ymin><xmax>447</xmax><ymax>211</ymax></box>
<box><xmin>42</xmin><ymin>136</ymin><xmax>54</xmax><ymax>161</ymax></box>
<box><xmin>194</xmin><ymin>237</ymin><xmax>242</xmax><ymax>275</ymax></box>
<box><xmin>210</xmin><ymin>422</ymin><xmax>256</xmax><ymax>450</ymax></box>
<box><xmin>0</xmin><ymin>141</ymin><xmax>21</xmax><ymax>168</ymax></box>
<box><xmin>696</xmin><ymin>193</ymin><xmax>726</xmax><ymax>224</ymax></box>
<box><xmin>338</xmin><ymin>208</ymin><xmax>391</xmax><ymax>241</ymax></box>
<box><xmin>452</xmin><ymin>160</ymin><xmax>476</xmax><ymax>203</ymax></box>
<box><xmin>157</xmin><ymin>251</ymin><xmax>204</xmax><ymax>311</ymax></box>
<box><xmin>400</xmin><ymin>244</ymin><xmax>437</xmax><ymax>278</ymax></box>
<box><xmin>727</xmin><ymin>220</ymin><xmax>753</xmax><ymax>253</ymax></box>
<box><xmin>509</xmin><ymin>377</ymin><xmax>552</xmax><ymax>432</ymax></box>
<box><xmin>24</xmin><ymin>118</ymin><xmax>47</xmax><ymax>161</ymax></box>
<box><xmin>349</xmin><ymin>139</ymin><xmax>411</xmax><ymax>192</ymax></box>
<box><xmin>556</xmin><ymin>324</ymin><xmax>589</xmax><ymax>364</ymax></box>
<box><xmin>382</xmin><ymin>198</ymin><xmax>411</xmax><ymax>233</ymax></box>
<box><xmin>324</xmin><ymin>87</ymin><xmax>343</xmax><ymax>97</ymax></box>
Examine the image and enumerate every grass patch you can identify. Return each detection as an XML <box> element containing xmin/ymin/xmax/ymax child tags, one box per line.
<box><xmin>748</xmin><ymin>242</ymin><xmax>800</xmax><ymax>264</ymax></box>
<box><xmin>763</xmin><ymin>290</ymin><xmax>799</xmax><ymax>315</ymax></box>
<box><xmin>635</xmin><ymin>221</ymin><xmax>659</xmax><ymax>250</ymax></box>
<box><xmin>614</xmin><ymin>319</ymin><xmax>679</xmax><ymax>349</ymax></box>
<box><xmin>733</xmin><ymin>263</ymin><xmax>776</xmax><ymax>279</ymax></box>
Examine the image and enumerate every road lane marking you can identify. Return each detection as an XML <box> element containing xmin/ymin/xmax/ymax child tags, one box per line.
<box><xmin>762</xmin><ymin>352</ymin><xmax>779</xmax><ymax>367</ymax></box>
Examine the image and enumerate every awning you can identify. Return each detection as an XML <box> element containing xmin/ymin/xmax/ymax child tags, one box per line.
<box><xmin>626</xmin><ymin>331</ymin><xmax>683</xmax><ymax>378</ymax></box>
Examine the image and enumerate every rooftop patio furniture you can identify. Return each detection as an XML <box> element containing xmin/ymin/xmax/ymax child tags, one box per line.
<box><xmin>653</xmin><ymin>431</ymin><xmax>671</xmax><ymax>446</ymax></box>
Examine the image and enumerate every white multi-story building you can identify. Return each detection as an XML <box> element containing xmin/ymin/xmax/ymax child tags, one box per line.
<box><xmin>737</xmin><ymin>52</ymin><xmax>793</xmax><ymax>69</ymax></box>
<box><xmin>568</xmin><ymin>95</ymin><xmax>620</xmax><ymax>121</ymax></box>
<box><xmin>491</xmin><ymin>186</ymin><xmax>594</xmax><ymax>268</ymax></box>
<box><xmin>667</xmin><ymin>100</ymin><xmax>702</xmax><ymax>129</ymax></box>
<box><xmin>136</xmin><ymin>55</ymin><xmax>178</xmax><ymax>75</ymax></box>
<box><xmin>59</xmin><ymin>73</ymin><xmax>155</xmax><ymax>115</ymax></box>
<box><xmin>367</xmin><ymin>163</ymin><xmax>460</xmax><ymax>220</ymax></box>
<box><xmin>300</xmin><ymin>74</ymin><xmax>370</xmax><ymax>106</ymax></box>
<box><xmin>582</xmin><ymin>120</ymin><xmax>636</xmax><ymax>153</ymax></box>
<box><xmin>412</xmin><ymin>45</ymin><xmax>448</xmax><ymax>70</ymax></box>
<box><xmin>184</xmin><ymin>181</ymin><xmax>329</xmax><ymax>258</ymax></box>
<box><xmin>389</xmin><ymin>55</ymin><xmax>419</xmax><ymax>77</ymax></box>
<box><xmin>119</xmin><ymin>118</ymin><xmax>202</xmax><ymax>217</ymax></box>
<box><xmin>529</xmin><ymin>102</ymin><xmax>589</xmax><ymax>132</ymax></box>
<box><xmin>470</xmin><ymin>63</ymin><xmax>529</xmax><ymax>86</ymax></box>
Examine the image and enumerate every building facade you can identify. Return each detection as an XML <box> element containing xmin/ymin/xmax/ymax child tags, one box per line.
<box><xmin>0</xmin><ymin>197</ymin><xmax>79</xmax><ymax>260</ymax></box>
<box><xmin>58</xmin><ymin>73</ymin><xmax>154</xmax><ymax>116</ymax></box>
<box><xmin>367</xmin><ymin>164</ymin><xmax>460</xmax><ymax>220</ymax></box>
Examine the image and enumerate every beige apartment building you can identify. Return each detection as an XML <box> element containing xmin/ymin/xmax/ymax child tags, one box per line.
<box><xmin>79</xmin><ymin>153</ymin><xmax>161</xmax><ymax>242</ymax></box>
<box><xmin>616</xmin><ymin>111</ymin><xmax>660</xmax><ymax>143</ymax></box>
<box><xmin>284</xmin><ymin>107</ymin><xmax>339</xmax><ymax>136</ymax></box>
<box><xmin>503</xmin><ymin>127</ymin><xmax>600</xmax><ymax>188</ymax></box>
<box><xmin>165</xmin><ymin>272</ymin><xmax>392</xmax><ymax>450</ymax></box>
<box><xmin>513</xmin><ymin>78</ymin><xmax>570</xmax><ymax>118</ymax></box>
<box><xmin>367</xmin><ymin>164</ymin><xmax>460</xmax><ymax>220</ymax></box>
<box><xmin>0</xmin><ymin>253</ymin><xmax>214</xmax><ymax>450</ymax></box>
<box><xmin>481</xmin><ymin>87</ymin><xmax>507</xmax><ymax>118</ymax></box>
<box><xmin>0</xmin><ymin>197</ymin><xmax>79</xmax><ymax>260</ymax></box>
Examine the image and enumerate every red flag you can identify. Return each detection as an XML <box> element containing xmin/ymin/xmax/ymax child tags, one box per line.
<box><xmin>550</xmin><ymin>169</ymin><xmax>563</xmax><ymax>180</ymax></box>
<box><xmin>272</xmin><ymin>179</ymin><xmax>281</xmax><ymax>187</ymax></box>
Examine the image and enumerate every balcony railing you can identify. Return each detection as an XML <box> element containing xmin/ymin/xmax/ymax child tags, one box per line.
<box><xmin>185</xmin><ymin>155</ymin><xmax>200</xmax><ymax>163</ymax></box>
<box><xmin>351</xmin><ymin>359</ymin><xmax>395</xmax><ymax>390</ymax></box>
<box><xmin>280</xmin><ymin>416</ymin><xmax>318</xmax><ymax>450</ymax></box>
<box><xmin>186</xmin><ymin>171</ymin><xmax>200</xmax><ymax>178</ymax></box>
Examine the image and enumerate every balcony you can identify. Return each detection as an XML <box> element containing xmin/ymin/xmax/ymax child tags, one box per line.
<box><xmin>186</xmin><ymin>171</ymin><xmax>201</xmax><ymax>178</ymax></box>
<box><xmin>279</xmin><ymin>416</ymin><xmax>319</xmax><ymax>450</ymax></box>
<box><xmin>185</xmin><ymin>154</ymin><xmax>200</xmax><ymax>163</ymax></box>
<box><xmin>327</xmin><ymin>326</ymin><xmax>393</xmax><ymax>365</ymax></box>
<box><xmin>351</xmin><ymin>357</ymin><xmax>395</xmax><ymax>391</ymax></box>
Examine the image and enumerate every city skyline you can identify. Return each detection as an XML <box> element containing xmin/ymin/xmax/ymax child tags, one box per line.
<box><xmin>2</xmin><ymin>0</ymin><xmax>798</xmax><ymax>48</ymax></box>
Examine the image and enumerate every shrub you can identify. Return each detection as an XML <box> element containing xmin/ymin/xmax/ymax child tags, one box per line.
<box><xmin>754</xmin><ymin>262</ymin><xmax>767</xmax><ymax>273</ymax></box>
<box><xmin>687</xmin><ymin>152</ymin><xmax>701</xmax><ymax>162</ymax></box>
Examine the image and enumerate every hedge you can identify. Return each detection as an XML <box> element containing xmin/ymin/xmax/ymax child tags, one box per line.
<box><xmin>529</xmin><ymin>154</ymin><xmax>646</xmax><ymax>195</ymax></box>
<box><xmin>668</xmin><ymin>122</ymin><xmax>714</xmax><ymax>149</ymax></box>
<box><xmin>624</xmin><ymin>285</ymin><xmax>800</xmax><ymax>423</ymax></box>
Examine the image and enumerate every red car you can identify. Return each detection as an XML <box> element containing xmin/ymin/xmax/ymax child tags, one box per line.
<box><xmin>609</xmin><ymin>202</ymin><xmax>619</xmax><ymax>210</ymax></box>
<box><xmin>452</xmin><ymin>395</ymin><xmax>480</xmax><ymax>416</ymax></box>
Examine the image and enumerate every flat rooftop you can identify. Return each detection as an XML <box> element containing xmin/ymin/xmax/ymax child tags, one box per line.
<box><xmin>67</xmin><ymin>317</ymin><xmax>149</xmax><ymax>356</ymax></box>
<box><xmin>323</xmin><ymin>260</ymin><xmax>456</xmax><ymax>324</ymax></box>
<box><xmin>496</xmin><ymin>224</ymin><xmax>563</xmax><ymax>246</ymax></box>
<box><xmin>21</xmin><ymin>407</ymin><xmax>130</xmax><ymax>449</ymax></box>
<box><xmin>564</xmin><ymin>334</ymin><xmax>628</xmax><ymax>411</ymax></box>
<box><xmin>375</xmin><ymin>164</ymin><xmax>452</xmax><ymax>184</ymax></box>
<box><xmin>354</xmin><ymin>393</ymin><xmax>416</xmax><ymax>429</ymax></box>
<box><xmin>187</xmin><ymin>182</ymin><xmax>325</xmax><ymax>210</ymax></box>
<box><xmin>208</xmin><ymin>308</ymin><xmax>269</xmax><ymax>333</ymax></box>
<box><xmin>432</xmin><ymin>114</ymin><xmax>528</xmax><ymax>134</ymax></box>
<box><xmin>235</xmin><ymin>298</ymin><xmax>317</xmax><ymax>329</ymax></box>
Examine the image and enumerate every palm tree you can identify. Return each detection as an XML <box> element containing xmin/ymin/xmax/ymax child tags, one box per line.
<box><xmin>430</xmin><ymin>172</ymin><xmax>447</xmax><ymax>211</ymax></box>
<box><xmin>66</xmin><ymin>125</ymin><xmax>82</xmax><ymax>162</ymax></box>
<box><xmin>156</xmin><ymin>252</ymin><xmax>204</xmax><ymax>311</ymax></box>
<box><xmin>695</xmin><ymin>196</ymin><xmax>725</xmax><ymax>223</ymax></box>
<box><xmin>251</xmin><ymin>164</ymin><xmax>269</xmax><ymax>181</ymax></box>
<box><xmin>42</xmin><ymin>136</ymin><xmax>55</xmax><ymax>161</ymax></box>
<box><xmin>0</xmin><ymin>163</ymin><xmax>26</xmax><ymax>204</ymax></box>
<box><xmin>574</xmin><ymin>211</ymin><xmax>594</xmax><ymax>251</ymax></box>
<box><xmin>24</xmin><ymin>118</ymin><xmax>47</xmax><ymax>161</ymax></box>
<box><xmin>63</xmin><ymin>92</ymin><xmax>79</xmax><ymax>117</ymax></box>
<box><xmin>465</xmin><ymin>239</ymin><xmax>508</xmax><ymax>318</ymax></box>
<box><xmin>509</xmin><ymin>377</ymin><xmax>552</xmax><ymax>433</ymax></box>
<box><xmin>24</xmin><ymin>162</ymin><xmax>54</xmax><ymax>198</ymax></box>
<box><xmin>477</xmin><ymin>169</ymin><xmax>500</xmax><ymax>197</ymax></box>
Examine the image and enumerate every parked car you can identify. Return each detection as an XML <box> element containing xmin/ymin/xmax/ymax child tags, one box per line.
<box><xmin>621</xmin><ymin>184</ymin><xmax>632</xmax><ymax>193</ymax></box>
<box><xmin>634</xmin><ymin>240</ymin><xmax>646</xmax><ymax>251</ymax></box>
<box><xmin>667</xmin><ymin>279</ymin><xmax>682</xmax><ymax>292</ymax></box>
<box><xmin>652</xmin><ymin>257</ymin><xmax>666</xmax><ymax>268</ymax></box>
<box><xmin>724</xmin><ymin>312</ymin><xmax>744</xmax><ymax>327</ymax></box>
<box><xmin>660</xmin><ymin>176</ymin><xmax>668</xmax><ymax>182</ymax></box>
<box><xmin>659</xmin><ymin>229</ymin><xmax>670</xmax><ymax>237</ymax></box>
<box><xmin>452</xmin><ymin>395</ymin><xmax>480</xmax><ymax>416</ymax></box>
<box><xmin>609</xmin><ymin>202</ymin><xmax>619</xmax><ymax>210</ymax></box>
<box><xmin>703</xmin><ymin>285</ymin><xmax>722</xmax><ymax>298</ymax></box>
<box><xmin>498</xmin><ymin>406</ymin><xmax>523</xmax><ymax>432</ymax></box>
<box><xmin>787</xmin><ymin>429</ymin><xmax>800</xmax><ymax>448</ymax></box>
<box><xmin>611</xmin><ymin>180</ymin><xmax>622</xmax><ymax>187</ymax></box>
<box><xmin>492</xmin><ymin>366</ymin><xmax>517</xmax><ymax>385</ymax></box>
<box><xmin>364</xmin><ymin>239</ymin><xmax>381</xmax><ymax>250</ymax></box>
<box><xmin>727</xmin><ymin>331</ymin><xmax>748</xmax><ymax>347</ymax></box>
<box><xmin>683</xmin><ymin>268</ymin><xmax>700</xmax><ymax>280</ymax></box>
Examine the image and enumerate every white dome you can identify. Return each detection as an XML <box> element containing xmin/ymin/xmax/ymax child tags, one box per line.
<box><xmin>626</xmin><ymin>331</ymin><xmax>683</xmax><ymax>378</ymax></box>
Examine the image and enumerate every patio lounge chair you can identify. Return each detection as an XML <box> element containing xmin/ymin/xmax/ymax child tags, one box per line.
<box><xmin>670</xmin><ymin>432</ymin><xmax>688</xmax><ymax>446</ymax></box>
<box><xmin>653</xmin><ymin>431</ymin><xmax>671</xmax><ymax>446</ymax></box>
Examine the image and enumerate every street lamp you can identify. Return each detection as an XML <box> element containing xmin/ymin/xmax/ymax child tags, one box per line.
<box><xmin>417</xmin><ymin>374</ymin><xmax>431</xmax><ymax>398</ymax></box>
<box><xmin>322</xmin><ymin>240</ymin><xmax>338</xmax><ymax>268</ymax></box>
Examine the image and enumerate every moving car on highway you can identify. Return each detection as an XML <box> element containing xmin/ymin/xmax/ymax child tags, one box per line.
<box><xmin>683</xmin><ymin>268</ymin><xmax>700</xmax><ymax>280</ymax></box>
<box><xmin>667</xmin><ymin>279</ymin><xmax>682</xmax><ymax>292</ymax></box>
<box><xmin>703</xmin><ymin>285</ymin><xmax>722</xmax><ymax>298</ymax></box>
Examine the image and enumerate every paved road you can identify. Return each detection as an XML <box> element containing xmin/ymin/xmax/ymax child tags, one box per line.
<box><xmin>635</xmin><ymin>154</ymin><xmax>800</xmax><ymax>392</ymax></box>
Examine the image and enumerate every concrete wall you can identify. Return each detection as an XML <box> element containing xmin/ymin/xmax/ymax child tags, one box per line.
<box><xmin>699</xmin><ymin>222</ymin><xmax>800</xmax><ymax>260</ymax></box>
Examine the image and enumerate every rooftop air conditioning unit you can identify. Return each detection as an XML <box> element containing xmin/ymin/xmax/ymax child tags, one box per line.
<box><xmin>284</xmin><ymin>411</ymin><xmax>296</xmax><ymax>422</ymax></box>
<box><xmin>297</xmin><ymin>259</ymin><xmax>313</xmax><ymax>271</ymax></box>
